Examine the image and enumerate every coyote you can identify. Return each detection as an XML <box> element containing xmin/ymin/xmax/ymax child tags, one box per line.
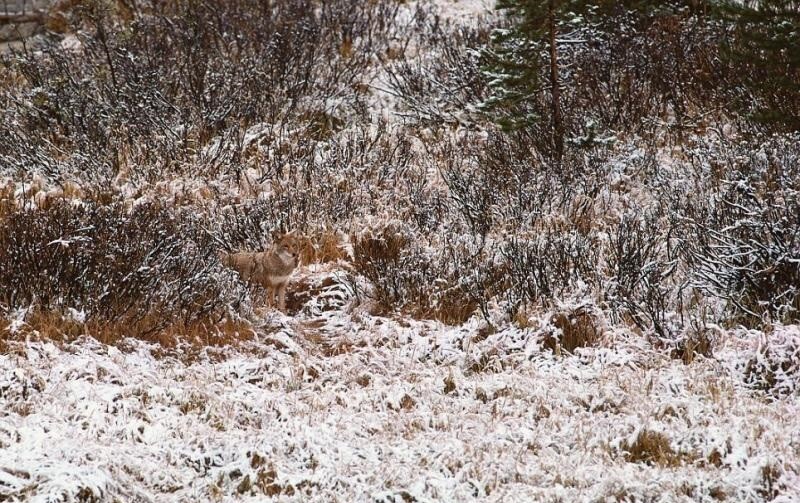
<box><xmin>220</xmin><ymin>232</ymin><xmax>301</xmax><ymax>312</ymax></box>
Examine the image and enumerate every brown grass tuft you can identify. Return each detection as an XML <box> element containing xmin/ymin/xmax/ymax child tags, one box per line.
<box><xmin>757</xmin><ymin>462</ymin><xmax>782</xmax><ymax>501</ymax></box>
<box><xmin>400</xmin><ymin>394</ymin><xmax>415</xmax><ymax>410</ymax></box>
<box><xmin>568</xmin><ymin>194</ymin><xmax>596</xmax><ymax>235</ymax></box>
<box><xmin>297</xmin><ymin>229</ymin><xmax>348</xmax><ymax>265</ymax></box>
<box><xmin>443</xmin><ymin>374</ymin><xmax>456</xmax><ymax>394</ymax></box>
<box><xmin>426</xmin><ymin>291</ymin><xmax>478</xmax><ymax>326</ymax></box>
<box><xmin>709</xmin><ymin>486</ymin><xmax>728</xmax><ymax>501</ymax></box>
<box><xmin>352</xmin><ymin>227</ymin><xmax>478</xmax><ymax>325</ymax></box>
<box><xmin>622</xmin><ymin>429</ymin><xmax>686</xmax><ymax>467</ymax></box>
<box><xmin>468</xmin><ymin>349</ymin><xmax>502</xmax><ymax>374</ymax></box>
<box><xmin>0</xmin><ymin>184</ymin><xmax>17</xmax><ymax>221</ymax></box>
<box><xmin>298</xmin><ymin>322</ymin><xmax>360</xmax><ymax>357</ymax></box>
<box><xmin>544</xmin><ymin>306</ymin><xmax>602</xmax><ymax>354</ymax></box>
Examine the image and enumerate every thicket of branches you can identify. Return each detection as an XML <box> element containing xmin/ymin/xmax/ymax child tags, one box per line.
<box><xmin>0</xmin><ymin>0</ymin><xmax>798</xmax><ymax>356</ymax></box>
<box><xmin>375</xmin><ymin>0</ymin><xmax>800</xmax><ymax>340</ymax></box>
<box><xmin>0</xmin><ymin>200</ymin><xmax>248</xmax><ymax>338</ymax></box>
<box><xmin>0</xmin><ymin>0</ymin><xmax>402</xmax><ymax>182</ymax></box>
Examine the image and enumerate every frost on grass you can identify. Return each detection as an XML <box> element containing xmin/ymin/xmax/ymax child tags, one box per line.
<box><xmin>1</xmin><ymin>301</ymin><xmax>799</xmax><ymax>502</ymax></box>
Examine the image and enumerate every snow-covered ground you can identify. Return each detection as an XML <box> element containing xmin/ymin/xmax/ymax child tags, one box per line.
<box><xmin>2</xmin><ymin>267</ymin><xmax>799</xmax><ymax>502</ymax></box>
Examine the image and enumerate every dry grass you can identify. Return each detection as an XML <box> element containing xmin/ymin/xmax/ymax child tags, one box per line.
<box><xmin>443</xmin><ymin>373</ymin><xmax>457</xmax><ymax>394</ymax></box>
<box><xmin>241</xmin><ymin>453</ymin><xmax>320</xmax><ymax>497</ymax></box>
<box><xmin>568</xmin><ymin>194</ymin><xmax>596</xmax><ymax>235</ymax></box>
<box><xmin>298</xmin><ymin>110</ymin><xmax>345</xmax><ymax>142</ymax></box>
<box><xmin>621</xmin><ymin>429</ymin><xmax>692</xmax><ymax>467</ymax></box>
<box><xmin>352</xmin><ymin>227</ymin><xmax>479</xmax><ymax>325</ymax></box>
<box><xmin>468</xmin><ymin>348</ymin><xmax>503</xmax><ymax>374</ymax></box>
<box><xmin>0</xmin><ymin>62</ymin><xmax>28</xmax><ymax>93</ymax></box>
<box><xmin>427</xmin><ymin>289</ymin><xmax>479</xmax><ymax>326</ymax></box>
<box><xmin>544</xmin><ymin>307</ymin><xmax>603</xmax><ymax>354</ymax></box>
<box><xmin>758</xmin><ymin>462</ymin><xmax>783</xmax><ymax>501</ymax></box>
<box><xmin>305</xmin><ymin>333</ymin><xmax>357</xmax><ymax>357</ymax></box>
<box><xmin>297</xmin><ymin>229</ymin><xmax>348</xmax><ymax>265</ymax></box>
<box><xmin>42</xmin><ymin>0</ymin><xmax>92</xmax><ymax>34</ymax></box>
<box><xmin>0</xmin><ymin>184</ymin><xmax>13</xmax><ymax>219</ymax></box>
<box><xmin>296</xmin><ymin>319</ymin><xmax>363</xmax><ymax>357</ymax></box>
<box><xmin>1</xmin><ymin>308</ymin><xmax>255</xmax><ymax>357</ymax></box>
<box><xmin>403</xmin><ymin>296</ymin><xmax>477</xmax><ymax>327</ymax></box>
<box><xmin>671</xmin><ymin>327</ymin><xmax>715</xmax><ymax>364</ymax></box>
<box><xmin>285</xmin><ymin>274</ymin><xmax>349</xmax><ymax>314</ymax></box>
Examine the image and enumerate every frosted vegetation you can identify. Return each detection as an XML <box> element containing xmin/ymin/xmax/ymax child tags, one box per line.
<box><xmin>0</xmin><ymin>0</ymin><xmax>798</xmax><ymax>501</ymax></box>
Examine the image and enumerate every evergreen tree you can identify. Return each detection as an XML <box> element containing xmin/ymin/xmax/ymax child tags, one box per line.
<box><xmin>716</xmin><ymin>1</ymin><xmax>800</xmax><ymax>130</ymax></box>
<box><xmin>481</xmin><ymin>0</ymin><xmax>705</xmax><ymax>161</ymax></box>
<box><xmin>481</xmin><ymin>0</ymin><xmax>584</xmax><ymax>162</ymax></box>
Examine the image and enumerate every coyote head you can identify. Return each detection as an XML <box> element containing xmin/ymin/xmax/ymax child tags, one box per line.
<box><xmin>274</xmin><ymin>231</ymin><xmax>301</xmax><ymax>265</ymax></box>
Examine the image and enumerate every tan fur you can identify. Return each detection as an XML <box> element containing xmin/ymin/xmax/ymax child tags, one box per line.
<box><xmin>220</xmin><ymin>233</ymin><xmax>300</xmax><ymax>312</ymax></box>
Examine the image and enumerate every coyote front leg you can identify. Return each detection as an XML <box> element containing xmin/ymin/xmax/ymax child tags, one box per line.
<box><xmin>277</xmin><ymin>284</ymin><xmax>287</xmax><ymax>312</ymax></box>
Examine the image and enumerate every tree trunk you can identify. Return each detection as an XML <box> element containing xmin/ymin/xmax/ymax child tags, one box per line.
<box><xmin>548</xmin><ymin>0</ymin><xmax>564</xmax><ymax>163</ymax></box>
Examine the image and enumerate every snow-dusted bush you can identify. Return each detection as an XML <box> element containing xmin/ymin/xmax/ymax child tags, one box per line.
<box><xmin>606</xmin><ymin>209</ymin><xmax>683</xmax><ymax>340</ymax></box>
<box><xmin>217</xmin><ymin>121</ymin><xmax>417</xmax><ymax>235</ymax></box>
<box><xmin>0</xmin><ymin>0</ymin><xmax>401</xmax><ymax>182</ymax></box>
<box><xmin>478</xmin><ymin>1</ymin><xmax>727</xmax><ymax>161</ymax></box>
<box><xmin>383</xmin><ymin>8</ymin><xmax>489</xmax><ymax>127</ymax></box>
<box><xmin>0</xmin><ymin>200</ymin><xmax>246</xmax><ymax>338</ymax></box>
<box><xmin>683</xmin><ymin>135</ymin><xmax>800</xmax><ymax>325</ymax></box>
<box><xmin>501</xmin><ymin>229</ymin><xmax>600</xmax><ymax>313</ymax></box>
<box><xmin>352</xmin><ymin>226</ymin><xmax>454</xmax><ymax>319</ymax></box>
<box><xmin>434</xmin><ymin>130</ymin><xmax>578</xmax><ymax>238</ymax></box>
<box><xmin>352</xmin><ymin>226</ymin><xmax>496</xmax><ymax>324</ymax></box>
<box><xmin>570</xmin><ymin>6</ymin><xmax>725</xmax><ymax>135</ymax></box>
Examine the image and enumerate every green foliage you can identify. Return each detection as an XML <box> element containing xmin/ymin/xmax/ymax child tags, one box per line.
<box><xmin>480</xmin><ymin>0</ymin><xmax>712</xmax><ymax>134</ymax></box>
<box><xmin>480</xmin><ymin>0</ymin><xmax>577</xmax><ymax>130</ymax></box>
<box><xmin>716</xmin><ymin>0</ymin><xmax>800</xmax><ymax>130</ymax></box>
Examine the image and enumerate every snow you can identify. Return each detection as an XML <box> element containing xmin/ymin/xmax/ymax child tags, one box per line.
<box><xmin>2</xmin><ymin>291</ymin><xmax>799</xmax><ymax>501</ymax></box>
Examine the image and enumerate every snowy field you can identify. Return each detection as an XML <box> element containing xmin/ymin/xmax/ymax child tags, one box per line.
<box><xmin>2</xmin><ymin>266</ymin><xmax>799</xmax><ymax>502</ymax></box>
<box><xmin>2</xmin><ymin>0</ymin><xmax>800</xmax><ymax>501</ymax></box>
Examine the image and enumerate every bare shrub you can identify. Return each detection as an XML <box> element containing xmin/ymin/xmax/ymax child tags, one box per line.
<box><xmin>351</xmin><ymin>226</ymin><xmax>490</xmax><ymax>325</ymax></box>
<box><xmin>622</xmin><ymin>429</ymin><xmax>687</xmax><ymax>467</ymax></box>
<box><xmin>0</xmin><ymin>0</ymin><xmax>401</xmax><ymax>183</ymax></box>
<box><xmin>669</xmin><ymin>325</ymin><xmax>715</xmax><ymax>365</ymax></box>
<box><xmin>208</xmin><ymin>122</ymin><xmax>417</xmax><ymax>260</ymax></box>
<box><xmin>0</xmin><ymin>200</ymin><xmax>247</xmax><ymax>340</ymax></box>
<box><xmin>444</xmin><ymin>236</ymin><xmax>504</xmax><ymax>324</ymax></box>
<box><xmin>382</xmin><ymin>8</ymin><xmax>489</xmax><ymax>127</ymax></box>
<box><xmin>572</xmin><ymin>7</ymin><xmax>725</xmax><ymax>135</ymax></box>
<box><xmin>214</xmin><ymin>200</ymin><xmax>280</xmax><ymax>254</ymax></box>
<box><xmin>682</xmin><ymin>135</ymin><xmax>800</xmax><ymax>325</ymax></box>
<box><xmin>607</xmin><ymin>210</ymin><xmax>682</xmax><ymax>339</ymax></box>
<box><xmin>477</xmin><ymin>3</ymin><xmax>732</xmax><ymax>163</ymax></box>
<box><xmin>434</xmin><ymin>130</ymin><xmax>575</xmax><ymax>239</ymax></box>
<box><xmin>351</xmin><ymin>226</ymin><xmax>432</xmax><ymax>315</ymax></box>
<box><xmin>501</xmin><ymin>228</ymin><xmax>600</xmax><ymax>314</ymax></box>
